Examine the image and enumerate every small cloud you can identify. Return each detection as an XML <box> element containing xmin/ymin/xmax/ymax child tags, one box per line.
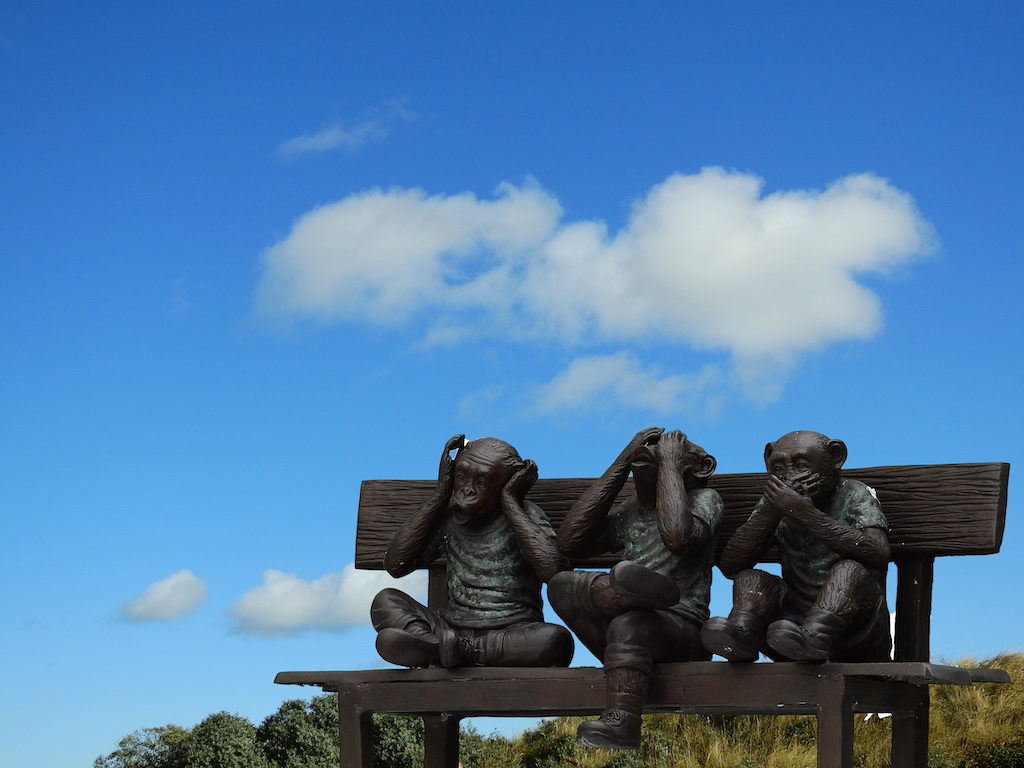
<box><xmin>530</xmin><ymin>352</ymin><xmax>726</xmax><ymax>418</ymax></box>
<box><xmin>123</xmin><ymin>570</ymin><xmax>207</xmax><ymax>622</ymax></box>
<box><xmin>230</xmin><ymin>564</ymin><xmax>427</xmax><ymax>636</ymax></box>
<box><xmin>278</xmin><ymin>99</ymin><xmax>415</xmax><ymax>159</ymax></box>
<box><xmin>170</xmin><ymin>276</ymin><xmax>204</xmax><ymax>315</ymax></box>
<box><xmin>457</xmin><ymin>385</ymin><xmax>505</xmax><ymax>419</ymax></box>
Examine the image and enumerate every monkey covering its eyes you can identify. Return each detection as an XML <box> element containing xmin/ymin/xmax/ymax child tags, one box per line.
<box><xmin>548</xmin><ymin>428</ymin><xmax>723</xmax><ymax>750</ymax></box>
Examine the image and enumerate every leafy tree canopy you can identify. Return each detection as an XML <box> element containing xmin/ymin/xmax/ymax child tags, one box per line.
<box><xmin>93</xmin><ymin>725</ymin><xmax>189</xmax><ymax>768</ymax></box>
<box><xmin>257</xmin><ymin>696</ymin><xmax>339</xmax><ymax>768</ymax></box>
<box><xmin>179</xmin><ymin>712</ymin><xmax>268</xmax><ymax>768</ymax></box>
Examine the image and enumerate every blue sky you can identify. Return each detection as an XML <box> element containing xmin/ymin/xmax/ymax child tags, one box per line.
<box><xmin>1</xmin><ymin>3</ymin><xmax>1021</xmax><ymax>766</ymax></box>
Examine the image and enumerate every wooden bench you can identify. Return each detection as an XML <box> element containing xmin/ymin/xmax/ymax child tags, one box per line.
<box><xmin>276</xmin><ymin>462</ymin><xmax>1011</xmax><ymax>768</ymax></box>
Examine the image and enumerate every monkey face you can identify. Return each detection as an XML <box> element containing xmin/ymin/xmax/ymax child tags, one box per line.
<box><xmin>764</xmin><ymin>431</ymin><xmax>846</xmax><ymax>503</ymax></box>
<box><xmin>630</xmin><ymin>443</ymin><xmax>658</xmax><ymax>479</ymax></box>
<box><xmin>631</xmin><ymin>431</ymin><xmax>716</xmax><ymax>489</ymax></box>
<box><xmin>449</xmin><ymin>453</ymin><xmax>506</xmax><ymax>525</ymax></box>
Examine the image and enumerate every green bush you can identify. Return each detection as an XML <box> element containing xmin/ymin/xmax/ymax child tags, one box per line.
<box><xmin>94</xmin><ymin>654</ymin><xmax>1023</xmax><ymax>768</ymax></box>
<box><xmin>961</xmin><ymin>735</ymin><xmax>1024</xmax><ymax>768</ymax></box>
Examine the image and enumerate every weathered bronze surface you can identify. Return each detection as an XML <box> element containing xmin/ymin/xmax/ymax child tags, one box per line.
<box><xmin>548</xmin><ymin>428</ymin><xmax>723</xmax><ymax>749</ymax></box>
<box><xmin>370</xmin><ymin>435</ymin><xmax>573</xmax><ymax>669</ymax></box>
<box><xmin>279</xmin><ymin>457</ymin><xmax>1009</xmax><ymax>768</ymax></box>
<box><xmin>702</xmin><ymin>431</ymin><xmax>892</xmax><ymax>664</ymax></box>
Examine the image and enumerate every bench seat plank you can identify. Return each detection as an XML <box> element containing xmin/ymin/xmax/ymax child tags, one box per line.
<box><xmin>275</xmin><ymin>662</ymin><xmax>1008</xmax><ymax>719</ymax></box>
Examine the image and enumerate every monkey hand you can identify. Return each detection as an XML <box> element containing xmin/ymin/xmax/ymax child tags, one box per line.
<box><xmin>624</xmin><ymin>426</ymin><xmax>664</xmax><ymax>465</ymax></box>
<box><xmin>437</xmin><ymin>434</ymin><xmax>465</xmax><ymax>495</ymax></box>
<box><xmin>653</xmin><ymin>429</ymin><xmax>686</xmax><ymax>463</ymax></box>
<box><xmin>764</xmin><ymin>475</ymin><xmax>817</xmax><ymax>522</ymax></box>
<box><xmin>787</xmin><ymin>470</ymin><xmax>821</xmax><ymax>499</ymax></box>
<box><xmin>503</xmin><ymin>459</ymin><xmax>538</xmax><ymax>504</ymax></box>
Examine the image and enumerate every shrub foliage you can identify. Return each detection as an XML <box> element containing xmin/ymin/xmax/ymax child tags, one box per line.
<box><xmin>95</xmin><ymin>654</ymin><xmax>1022</xmax><ymax>768</ymax></box>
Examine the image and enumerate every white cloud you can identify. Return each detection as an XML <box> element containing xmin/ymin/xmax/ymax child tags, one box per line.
<box><xmin>254</xmin><ymin>168</ymin><xmax>935</xmax><ymax>407</ymax></box>
<box><xmin>255</xmin><ymin>180</ymin><xmax>561</xmax><ymax>326</ymax></box>
<box><xmin>278</xmin><ymin>99</ymin><xmax>415</xmax><ymax>158</ymax></box>
<box><xmin>122</xmin><ymin>570</ymin><xmax>207</xmax><ymax>622</ymax></box>
<box><xmin>230</xmin><ymin>564</ymin><xmax>428</xmax><ymax>636</ymax></box>
<box><xmin>530</xmin><ymin>352</ymin><xmax>726</xmax><ymax>417</ymax></box>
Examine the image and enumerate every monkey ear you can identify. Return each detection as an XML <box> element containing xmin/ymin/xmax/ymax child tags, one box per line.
<box><xmin>763</xmin><ymin>442</ymin><xmax>776</xmax><ymax>470</ymax></box>
<box><xmin>694</xmin><ymin>453</ymin><xmax>717</xmax><ymax>479</ymax></box>
<box><xmin>827</xmin><ymin>439</ymin><xmax>848</xmax><ymax>470</ymax></box>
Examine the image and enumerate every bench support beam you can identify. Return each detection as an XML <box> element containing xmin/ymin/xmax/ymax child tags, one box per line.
<box><xmin>423</xmin><ymin>714</ymin><xmax>460</xmax><ymax>768</ymax></box>
<box><xmin>815</xmin><ymin>677</ymin><xmax>854</xmax><ymax>768</ymax></box>
<box><xmin>337</xmin><ymin>700</ymin><xmax>373</xmax><ymax>768</ymax></box>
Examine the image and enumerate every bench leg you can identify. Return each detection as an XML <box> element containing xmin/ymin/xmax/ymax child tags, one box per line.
<box><xmin>891</xmin><ymin>689</ymin><xmax>929</xmax><ymax>768</ymax></box>
<box><xmin>423</xmin><ymin>714</ymin><xmax>461</xmax><ymax>768</ymax></box>
<box><xmin>817</xmin><ymin>679</ymin><xmax>854</xmax><ymax>768</ymax></box>
<box><xmin>338</xmin><ymin>704</ymin><xmax>373</xmax><ymax>768</ymax></box>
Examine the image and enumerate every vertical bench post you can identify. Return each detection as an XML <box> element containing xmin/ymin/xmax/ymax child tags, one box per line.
<box><xmin>423</xmin><ymin>714</ymin><xmax>462</xmax><ymax>768</ymax></box>
<box><xmin>423</xmin><ymin>564</ymin><xmax>459</xmax><ymax>767</ymax></box>
<box><xmin>816</xmin><ymin>675</ymin><xmax>855</xmax><ymax>768</ymax></box>
<box><xmin>337</xmin><ymin>699</ymin><xmax>374</xmax><ymax>768</ymax></box>
<box><xmin>892</xmin><ymin>555</ymin><xmax>935</xmax><ymax>768</ymax></box>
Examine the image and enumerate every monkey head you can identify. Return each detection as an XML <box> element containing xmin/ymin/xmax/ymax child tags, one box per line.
<box><xmin>449</xmin><ymin>437</ymin><xmax>522</xmax><ymax>525</ymax></box>
<box><xmin>632</xmin><ymin>430</ymin><xmax>717</xmax><ymax>491</ymax></box>
<box><xmin>764</xmin><ymin>431</ymin><xmax>847</xmax><ymax>505</ymax></box>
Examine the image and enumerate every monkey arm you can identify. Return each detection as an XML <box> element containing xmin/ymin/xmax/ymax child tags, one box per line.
<box><xmin>500</xmin><ymin>461</ymin><xmax>569</xmax><ymax>582</ymax></box>
<box><xmin>557</xmin><ymin>452</ymin><xmax>629</xmax><ymax>557</ymax></box>
<box><xmin>675</xmin><ymin>488</ymin><xmax>724</xmax><ymax>555</ymax></box>
<box><xmin>383</xmin><ymin>435</ymin><xmax>461</xmax><ymax>577</ymax></box>
<box><xmin>719</xmin><ymin>498</ymin><xmax>781</xmax><ymax>577</ymax></box>
<box><xmin>383</xmin><ymin>491</ymin><xmax>448</xmax><ymax>577</ymax></box>
<box><xmin>558</xmin><ymin>427</ymin><xmax>663</xmax><ymax>557</ymax></box>
<box><xmin>502</xmin><ymin>497</ymin><xmax>570</xmax><ymax>583</ymax></box>
<box><xmin>783</xmin><ymin>510</ymin><xmax>891</xmax><ymax>569</ymax></box>
<box><xmin>764</xmin><ymin>476</ymin><xmax>891</xmax><ymax>569</ymax></box>
<box><xmin>654</xmin><ymin>435</ymin><xmax>692</xmax><ymax>552</ymax></box>
<box><xmin>556</xmin><ymin>477</ymin><xmax>617</xmax><ymax>557</ymax></box>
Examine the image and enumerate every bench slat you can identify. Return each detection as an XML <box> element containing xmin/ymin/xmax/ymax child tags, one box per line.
<box><xmin>354</xmin><ymin>463</ymin><xmax>1009</xmax><ymax>568</ymax></box>
<box><xmin>275</xmin><ymin>662</ymin><xmax>1009</xmax><ymax>718</ymax></box>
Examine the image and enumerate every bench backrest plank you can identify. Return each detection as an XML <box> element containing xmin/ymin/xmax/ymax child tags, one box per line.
<box><xmin>354</xmin><ymin>463</ymin><xmax>1009</xmax><ymax>569</ymax></box>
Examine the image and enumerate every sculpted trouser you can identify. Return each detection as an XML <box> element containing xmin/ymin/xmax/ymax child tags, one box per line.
<box><xmin>370</xmin><ymin>587</ymin><xmax>573</xmax><ymax>667</ymax></box>
<box><xmin>548</xmin><ymin>573</ymin><xmax>708</xmax><ymax>753</ymax></box>
<box><xmin>726</xmin><ymin>560</ymin><xmax>890</xmax><ymax>661</ymax></box>
<box><xmin>548</xmin><ymin>569</ymin><xmax>707</xmax><ymax>660</ymax></box>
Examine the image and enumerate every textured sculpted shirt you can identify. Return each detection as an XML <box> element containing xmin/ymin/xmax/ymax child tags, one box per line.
<box><xmin>421</xmin><ymin>502</ymin><xmax>553</xmax><ymax>630</ymax></box>
<box><xmin>607</xmin><ymin>486</ymin><xmax>724</xmax><ymax>625</ymax></box>
<box><xmin>771</xmin><ymin>478</ymin><xmax>888</xmax><ymax>612</ymax></box>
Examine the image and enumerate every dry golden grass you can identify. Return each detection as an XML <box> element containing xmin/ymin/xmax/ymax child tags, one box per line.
<box><xmin>459</xmin><ymin>654</ymin><xmax>1022</xmax><ymax>768</ymax></box>
<box><xmin>929</xmin><ymin>653</ymin><xmax>1024</xmax><ymax>766</ymax></box>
